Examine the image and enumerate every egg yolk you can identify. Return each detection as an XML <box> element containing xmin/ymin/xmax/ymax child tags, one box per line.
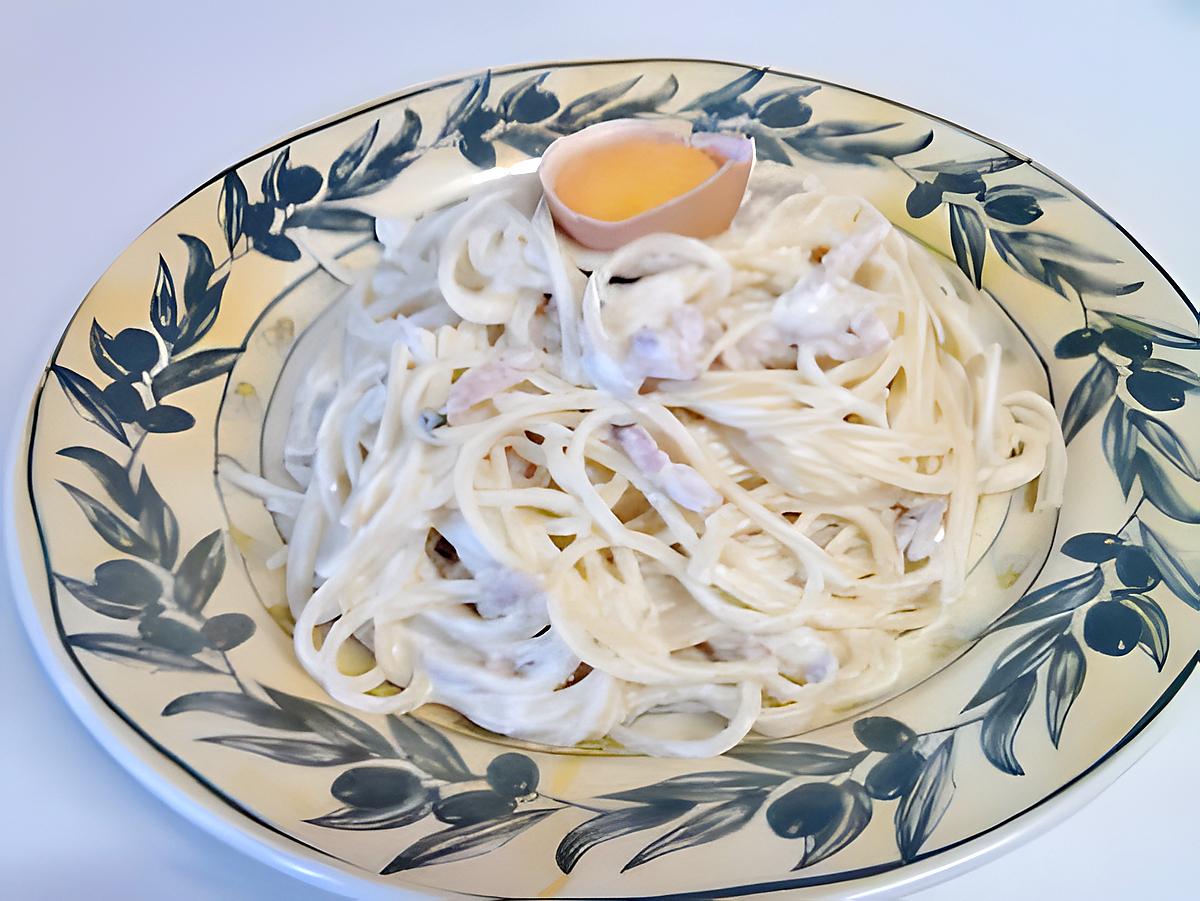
<box><xmin>553</xmin><ymin>139</ymin><xmax>721</xmax><ymax>222</ymax></box>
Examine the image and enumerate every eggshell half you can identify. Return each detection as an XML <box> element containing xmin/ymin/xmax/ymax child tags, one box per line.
<box><xmin>538</xmin><ymin>119</ymin><xmax>754</xmax><ymax>251</ymax></box>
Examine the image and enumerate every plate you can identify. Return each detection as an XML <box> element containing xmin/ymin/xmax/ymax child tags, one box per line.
<box><xmin>8</xmin><ymin>59</ymin><xmax>1200</xmax><ymax>899</ymax></box>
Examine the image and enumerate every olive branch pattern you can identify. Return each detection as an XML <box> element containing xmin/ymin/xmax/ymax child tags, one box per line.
<box><xmin>42</xmin><ymin>65</ymin><xmax>1200</xmax><ymax>880</ymax></box>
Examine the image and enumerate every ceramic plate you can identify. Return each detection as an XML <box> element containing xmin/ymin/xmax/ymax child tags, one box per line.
<box><xmin>9</xmin><ymin>59</ymin><xmax>1200</xmax><ymax>899</ymax></box>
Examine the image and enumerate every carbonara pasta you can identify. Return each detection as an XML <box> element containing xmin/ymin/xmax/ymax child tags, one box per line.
<box><xmin>223</xmin><ymin>163</ymin><xmax>1066</xmax><ymax>757</ymax></box>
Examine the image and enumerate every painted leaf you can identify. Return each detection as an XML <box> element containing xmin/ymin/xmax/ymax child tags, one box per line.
<box><xmin>1128</xmin><ymin>410</ymin><xmax>1200</xmax><ymax>479</ymax></box>
<box><xmin>1097</xmin><ymin>312</ymin><xmax>1200</xmax><ymax>349</ymax></box>
<box><xmin>350</xmin><ymin>109</ymin><xmax>423</xmax><ymax>196</ymax></box>
<box><xmin>199</xmin><ymin>735</ymin><xmax>370</xmax><ymax>766</ymax></box>
<box><xmin>385</xmin><ymin>808</ymin><xmax>556</xmax><ymax>873</ymax></box>
<box><xmin>894</xmin><ymin>735</ymin><xmax>955</xmax><ymax>863</ymax></box>
<box><xmin>601</xmin><ymin>771</ymin><xmax>784</xmax><ymax>803</ymax></box>
<box><xmin>285</xmin><ymin>207</ymin><xmax>375</xmax><ymax>232</ymax></box>
<box><xmin>913</xmin><ymin>156</ymin><xmax>1023</xmax><ymax>177</ymax></box>
<box><xmin>964</xmin><ymin>618</ymin><xmax>1065</xmax><ymax>710</ymax></box>
<box><xmin>162</xmin><ymin>691</ymin><xmax>307</xmax><ymax>731</ymax></box>
<box><xmin>305</xmin><ymin>800</ymin><xmax>432</xmax><ymax>832</ymax></box>
<box><xmin>751</xmin><ymin>130</ymin><xmax>792</xmax><ymax>164</ymax></box>
<box><xmin>219</xmin><ymin>171</ymin><xmax>247</xmax><ymax>250</ymax></box>
<box><xmin>624</xmin><ymin>793</ymin><xmax>765</xmax><ymax>871</ymax></box>
<box><xmin>262</xmin><ymin>687</ymin><xmax>394</xmax><ymax>758</ymax></box>
<box><xmin>260</xmin><ymin>149</ymin><xmax>289</xmax><ymax>205</ymax></box>
<box><xmin>979</xmin><ymin>672</ymin><xmax>1036</xmax><ymax>775</ymax></box>
<box><xmin>556</xmin><ymin>802</ymin><xmax>694</xmax><ymax>874</ymax></box>
<box><xmin>1045</xmin><ymin>634</ymin><xmax>1086</xmax><ymax>747</ymax></box>
<box><xmin>985</xmin><ymin>183</ymin><xmax>1061</xmax><ymax>202</ymax></box>
<box><xmin>1118</xmin><ymin>594</ymin><xmax>1170</xmax><ymax>670</ymax></box>
<box><xmin>178</xmin><ymin>234</ymin><xmax>215</xmax><ymax>313</ymax></box>
<box><xmin>796</xmin><ymin>780</ymin><xmax>872</xmax><ymax>869</ymax></box>
<box><xmin>681</xmin><ymin>68</ymin><xmax>765</xmax><ymax>115</ymax></box>
<box><xmin>56</xmin><ymin>573</ymin><xmax>143</xmax><ymax>619</ymax></box>
<box><xmin>387</xmin><ymin>715</ymin><xmax>473</xmax><ymax>782</ymax></box>
<box><xmin>252</xmin><ymin>232</ymin><xmax>301</xmax><ymax>262</ymax></box>
<box><xmin>51</xmin><ymin>366</ymin><xmax>129</xmax><ymax>447</ymax></box>
<box><xmin>136</xmin><ymin>469</ymin><xmax>179</xmax><ymax>568</ymax></box>
<box><xmin>595</xmin><ymin>74</ymin><xmax>679</xmax><ymax>122</ymax></box>
<box><xmin>948</xmin><ymin>204</ymin><xmax>987</xmax><ymax>289</ymax></box>
<box><xmin>326</xmin><ymin>120</ymin><xmax>379</xmax><ymax>196</ymax></box>
<box><xmin>1137</xmin><ymin>450</ymin><xmax>1200</xmax><ymax>523</ymax></box>
<box><xmin>724</xmin><ymin>741</ymin><xmax>868</xmax><ymax>775</ymax></box>
<box><xmin>69</xmin><ymin>632</ymin><xmax>219</xmax><ymax>673</ymax></box>
<box><xmin>1062</xmin><ymin>357</ymin><xmax>1117</xmax><ymax>443</ymax></box>
<box><xmin>153</xmin><ymin>348</ymin><xmax>241</xmax><ymax>398</ymax></box>
<box><xmin>174</xmin><ymin>530</ymin><xmax>226</xmax><ymax>612</ymax></box>
<box><xmin>1139</xmin><ymin>521</ymin><xmax>1200</xmax><ymax>610</ymax></box>
<box><xmin>555</xmin><ymin>75</ymin><xmax>642</xmax><ymax>128</ymax></box>
<box><xmin>59</xmin><ymin>481</ymin><xmax>156</xmax><ymax>559</ymax></box>
<box><xmin>56</xmin><ymin>446</ymin><xmax>138</xmax><ymax>516</ymax></box>
<box><xmin>1139</xmin><ymin>358</ymin><xmax>1200</xmax><ymax>391</ymax></box>
<box><xmin>149</xmin><ymin>254</ymin><xmax>179</xmax><ymax>343</ymax></box>
<box><xmin>89</xmin><ymin>319</ymin><xmax>125</xmax><ymax>379</ymax></box>
<box><xmin>174</xmin><ymin>273</ymin><xmax>229</xmax><ymax>352</ymax></box>
<box><xmin>986</xmin><ymin>567</ymin><xmax>1104</xmax><ymax>633</ymax></box>
<box><xmin>496</xmin><ymin>124</ymin><xmax>558</xmax><ymax>158</ymax></box>
<box><xmin>1102</xmin><ymin>398</ymin><xmax>1138</xmax><ymax>497</ymax></box>
<box><xmin>438</xmin><ymin>71</ymin><xmax>491</xmax><ymax>141</ymax></box>
<box><xmin>497</xmin><ymin>72</ymin><xmax>559</xmax><ymax>123</ymax></box>
<box><xmin>1042</xmin><ymin>260</ymin><xmax>1142</xmax><ymax>298</ymax></box>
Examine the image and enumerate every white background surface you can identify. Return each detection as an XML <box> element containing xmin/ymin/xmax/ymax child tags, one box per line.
<box><xmin>3</xmin><ymin>2</ymin><xmax>1199</xmax><ymax>898</ymax></box>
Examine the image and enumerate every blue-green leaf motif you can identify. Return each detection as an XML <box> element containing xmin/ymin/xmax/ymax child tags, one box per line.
<box><xmin>979</xmin><ymin>673</ymin><xmax>1036</xmax><ymax>775</ymax></box>
<box><xmin>1136</xmin><ymin>450</ymin><xmax>1200</xmax><ymax>523</ymax></box>
<box><xmin>986</xmin><ymin>567</ymin><xmax>1104</xmax><ymax>634</ymax></box>
<box><xmin>199</xmin><ymin>735</ymin><xmax>370</xmax><ymax>766</ymax></box>
<box><xmin>153</xmin><ymin>348</ymin><xmax>241</xmax><ymax>398</ymax></box>
<box><xmin>624</xmin><ymin>794</ymin><xmax>765</xmax><ymax>871</ymax></box>
<box><xmin>1062</xmin><ymin>357</ymin><xmax>1117</xmax><ymax>443</ymax></box>
<box><xmin>149</xmin><ymin>255</ymin><xmax>179</xmax><ymax>343</ymax></box>
<box><xmin>162</xmin><ymin>691</ymin><xmax>308</xmax><ymax>731</ymax></box>
<box><xmin>797</xmin><ymin>780</ymin><xmax>872</xmax><ymax>869</ymax></box>
<box><xmin>1045</xmin><ymin>634</ymin><xmax>1086</xmax><ymax>747</ymax></box>
<box><xmin>56</xmin><ymin>446</ymin><xmax>138</xmax><ymax>516</ymax></box>
<box><xmin>51</xmin><ymin>366</ymin><xmax>129</xmax><ymax>447</ymax></box>
<box><xmin>1118</xmin><ymin>594</ymin><xmax>1170</xmax><ymax>669</ymax></box>
<box><xmin>174</xmin><ymin>530</ymin><xmax>226</xmax><ymax>612</ymax></box>
<box><xmin>387</xmin><ymin>715</ymin><xmax>473</xmax><ymax>783</ymax></box>
<box><xmin>69</xmin><ymin>632</ymin><xmax>219</xmax><ymax>673</ymax></box>
<box><xmin>383</xmin><ymin>808</ymin><xmax>556</xmax><ymax>873</ymax></box>
<box><xmin>60</xmin><ymin>481</ymin><xmax>156</xmax><ymax>559</ymax></box>
<box><xmin>1139</xmin><ymin>521</ymin><xmax>1200</xmax><ymax>610</ymax></box>
<box><xmin>556</xmin><ymin>802</ymin><xmax>694</xmax><ymax>874</ymax></box>
<box><xmin>1128</xmin><ymin>410</ymin><xmax>1200</xmax><ymax>480</ymax></box>
<box><xmin>965</xmin><ymin>619</ymin><xmax>1066</xmax><ymax>710</ymax></box>
<box><xmin>894</xmin><ymin>735</ymin><xmax>955</xmax><ymax>863</ymax></box>
<box><xmin>724</xmin><ymin>741</ymin><xmax>867</xmax><ymax>774</ymax></box>
<box><xmin>219</xmin><ymin>171</ymin><xmax>247</xmax><ymax>250</ymax></box>
<box><xmin>1102</xmin><ymin>399</ymin><xmax>1138</xmax><ymax>497</ymax></box>
<box><xmin>948</xmin><ymin>204</ymin><xmax>986</xmax><ymax>289</ymax></box>
<box><xmin>601</xmin><ymin>771</ymin><xmax>784</xmax><ymax>803</ymax></box>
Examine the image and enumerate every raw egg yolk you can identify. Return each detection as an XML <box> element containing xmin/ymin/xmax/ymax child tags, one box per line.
<box><xmin>553</xmin><ymin>139</ymin><xmax>721</xmax><ymax>222</ymax></box>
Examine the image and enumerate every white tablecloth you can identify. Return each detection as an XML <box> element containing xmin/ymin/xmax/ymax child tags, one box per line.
<box><xmin>3</xmin><ymin>2</ymin><xmax>1197</xmax><ymax>897</ymax></box>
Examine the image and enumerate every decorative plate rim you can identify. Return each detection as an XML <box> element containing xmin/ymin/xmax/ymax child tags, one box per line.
<box><xmin>7</xmin><ymin>56</ymin><xmax>1199</xmax><ymax>899</ymax></box>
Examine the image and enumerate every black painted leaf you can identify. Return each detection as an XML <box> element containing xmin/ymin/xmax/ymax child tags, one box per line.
<box><xmin>724</xmin><ymin>741</ymin><xmax>868</xmax><ymax>775</ymax></box>
<box><xmin>1097</xmin><ymin>312</ymin><xmax>1200</xmax><ymax>349</ymax></box>
<box><xmin>906</xmin><ymin>182</ymin><xmax>943</xmax><ymax>218</ymax></box>
<box><xmin>624</xmin><ymin>793</ymin><xmax>765</xmax><ymax>871</ymax></box>
<box><xmin>964</xmin><ymin>618</ymin><xmax>1065</xmax><ymax>710</ymax></box>
<box><xmin>601</xmin><ymin>770</ymin><xmax>784</xmax><ymax>803</ymax></box>
<box><xmin>252</xmin><ymin>232</ymin><xmax>302</xmax><ymax>262</ymax></box>
<box><xmin>285</xmin><ymin>207</ymin><xmax>375</xmax><ymax>232</ymax></box>
<box><xmin>556</xmin><ymin>75</ymin><xmax>642</xmax><ymax>128</ymax></box>
<box><xmin>1118</xmin><ymin>593</ymin><xmax>1170</xmax><ymax>669</ymax></box>
<box><xmin>278</xmin><ymin>164</ymin><xmax>322</xmax><ymax>205</ymax></box>
<box><xmin>174</xmin><ymin>530</ymin><xmax>226</xmax><ymax>612</ymax></box>
<box><xmin>135</xmin><ymin>470</ymin><xmax>178</xmax><ymax>567</ymax></box>
<box><xmin>1139</xmin><ymin>358</ymin><xmax>1200</xmax><ymax>390</ymax></box>
<box><xmin>219</xmin><ymin>171</ymin><xmax>247</xmax><ymax>250</ymax></box>
<box><xmin>948</xmin><ymin>204</ymin><xmax>987</xmax><ymax>289</ymax></box>
<box><xmin>153</xmin><ymin>348</ymin><xmax>240</xmax><ymax>398</ymax></box>
<box><xmin>1102</xmin><ymin>399</ymin><xmax>1138</xmax><ymax>497</ymax></box>
<box><xmin>384</xmin><ymin>808</ymin><xmax>555</xmax><ymax>873</ymax></box>
<box><xmin>894</xmin><ymin>735</ymin><xmax>955</xmax><ymax>863</ymax></box>
<box><xmin>497</xmin><ymin>72</ymin><xmax>560</xmax><ymax>123</ymax></box>
<box><xmin>162</xmin><ymin>691</ymin><xmax>307</xmax><ymax>730</ymax></box>
<box><xmin>681</xmin><ymin>68</ymin><xmax>765</xmax><ymax>116</ymax></box>
<box><xmin>139</xmin><ymin>404</ymin><xmax>196</xmax><ymax>433</ymax></box>
<box><xmin>1137</xmin><ymin>450</ymin><xmax>1200</xmax><ymax>523</ymax></box>
<box><xmin>594</xmin><ymin>74</ymin><xmax>679</xmax><ymax>122</ymax></box>
<box><xmin>89</xmin><ymin>319</ymin><xmax>125</xmax><ymax>379</ymax></box>
<box><xmin>439</xmin><ymin>72</ymin><xmax>492</xmax><ymax>141</ymax></box>
<box><xmin>1045</xmin><ymin>634</ymin><xmax>1086</xmax><ymax>747</ymax></box>
<box><xmin>387</xmin><ymin>715</ymin><xmax>473</xmax><ymax>782</ymax></box>
<box><xmin>752</xmin><ymin>87</ymin><xmax>816</xmax><ymax>128</ymax></box>
<box><xmin>51</xmin><ymin>366</ymin><xmax>129</xmax><ymax>446</ymax></box>
<box><xmin>201</xmin><ymin>612</ymin><xmax>256</xmax><ymax>650</ymax></box>
<box><xmin>986</xmin><ymin>567</ymin><xmax>1104</xmax><ymax>634</ymax></box>
<box><xmin>556</xmin><ymin>803</ymin><xmax>694</xmax><ymax>874</ymax></box>
<box><xmin>347</xmin><ymin>109</ymin><xmax>422</xmax><ymax>197</ymax></box>
<box><xmin>1043</xmin><ymin>260</ymin><xmax>1144</xmax><ymax>299</ymax></box>
<box><xmin>174</xmin><ymin>273</ymin><xmax>229</xmax><ymax>352</ymax></box>
<box><xmin>1128</xmin><ymin>410</ymin><xmax>1200</xmax><ymax>479</ymax></box>
<box><xmin>261</xmin><ymin>149</ymin><xmax>289</xmax><ymax>205</ymax></box>
<box><xmin>1139</xmin><ymin>521</ymin><xmax>1200</xmax><ymax>610</ymax></box>
<box><xmin>914</xmin><ymin>156</ymin><xmax>1024</xmax><ymax>177</ymax></box>
<box><xmin>1062</xmin><ymin>357</ymin><xmax>1117</xmax><ymax>443</ymax></box>
<box><xmin>983</xmin><ymin>193</ymin><xmax>1042</xmax><ymax>225</ymax></box>
<box><xmin>306</xmin><ymin>799</ymin><xmax>432</xmax><ymax>832</ymax></box>
<box><xmin>178</xmin><ymin>234</ymin><xmax>215</xmax><ymax>313</ymax></box>
<box><xmin>200</xmin><ymin>735</ymin><xmax>370</xmax><ymax>766</ymax></box>
<box><xmin>69</xmin><ymin>632</ymin><xmax>219</xmax><ymax>673</ymax></box>
<box><xmin>980</xmin><ymin>673</ymin><xmax>1036</xmax><ymax>775</ymax></box>
<box><xmin>59</xmin><ymin>481</ymin><xmax>155</xmax><ymax>559</ymax></box>
<box><xmin>150</xmin><ymin>254</ymin><xmax>180</xmax><ymax>343</ymax></box>
<box><xmin>788</xmin><ymin>125</ymin><xmax>933</xmax><ymax>165</ymax></box>
<box><xmin>260</xmin><ymin>687</ymin><xmax>394</xmax><ymax>758</ymax></box>
<box><xmin>56</xmin><ymin>446</ymin><xmax>138</xmax><ymax>516</ymax></box>
<box><xmin>496</xmin><ymin>124</ymin><xmax>559</xmax><ymax>158</ymax></box>
<box><xmin>327</xmin><ymin>120</ymin><xmax>379</xmax><ymax>197</ymax></box>
<box><xmin>796</xmin><ymin>780</ymin><xmax>872</xmax><ymax>869</ymax></box>
<box><xmin>56</xmin><ymin>573</ymin><xmax>143</xmax><ymax>619</ymax></box>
